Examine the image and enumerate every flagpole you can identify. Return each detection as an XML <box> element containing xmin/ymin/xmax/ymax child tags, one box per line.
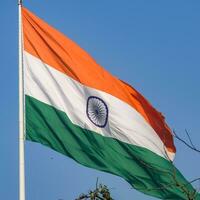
<box><xmin>18</xmin><ymin>0</ymin><xmax>25</xmax><ymax>200</ymax></box>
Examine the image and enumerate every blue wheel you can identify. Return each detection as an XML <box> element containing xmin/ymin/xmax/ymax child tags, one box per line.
<box><xmin>86</xmin><ymin>96</ymin><xmax>108</xmax><ymax>128</ymax></box>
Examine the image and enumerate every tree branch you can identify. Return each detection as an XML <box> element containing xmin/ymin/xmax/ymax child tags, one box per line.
<box><xmin>173</xmin><ymin>130</ymin><xmax>200</xmax><ymax>153</ymax></box>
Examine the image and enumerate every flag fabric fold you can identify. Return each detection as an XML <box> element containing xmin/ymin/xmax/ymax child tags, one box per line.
<box><xmin>22</xmin><ymin>7</ymin><xmax>200</xmax><ymax>200</ymax></box>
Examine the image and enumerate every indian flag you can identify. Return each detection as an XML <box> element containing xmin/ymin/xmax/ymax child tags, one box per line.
<box><xmin>22</xmin><ymin>7</ymin><xmax>199</xmax><ymax>200</ymax></box>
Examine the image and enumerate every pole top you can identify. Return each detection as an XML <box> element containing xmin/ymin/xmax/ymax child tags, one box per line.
<box><xmin>18</xmin><ymin>0</ymin><xmax>23</xmax><ymax>5</ymax></box>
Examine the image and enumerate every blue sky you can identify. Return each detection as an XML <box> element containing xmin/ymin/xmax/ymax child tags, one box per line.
<box><xmin>1</xmin><ymin>1</ymin><xmax>200</xmax><ymax>199</ymax></box>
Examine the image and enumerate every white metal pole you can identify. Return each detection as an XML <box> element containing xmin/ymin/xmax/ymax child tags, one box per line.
<box><xmin>18</xmin><ymin>0</ymin><xmax>25</xmax><ymax>200</ymax></box>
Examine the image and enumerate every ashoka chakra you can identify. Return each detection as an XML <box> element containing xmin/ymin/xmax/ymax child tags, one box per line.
<box><xmin>86</xmin><ymin>96</ymin><xmax>108</xmax><ymax>128</ymax></box>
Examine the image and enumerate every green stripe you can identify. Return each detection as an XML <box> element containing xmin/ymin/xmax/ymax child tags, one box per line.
<box><xmin>25</xmin><ymin>95</ymin><xmax>200</xmax><ymax>200</ymax></box>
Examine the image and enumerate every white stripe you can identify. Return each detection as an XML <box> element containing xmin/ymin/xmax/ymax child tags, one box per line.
<box><xmin>24</xmin><ymin>51</ymin><xmax>174</xmax><ymax>160</ymax></box>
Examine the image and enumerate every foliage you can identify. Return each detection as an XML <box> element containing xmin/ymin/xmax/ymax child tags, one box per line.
<box><xmin>75</xmin><ymin>181</ymin><xmax>113</xmax><ymax>200</ymax></box>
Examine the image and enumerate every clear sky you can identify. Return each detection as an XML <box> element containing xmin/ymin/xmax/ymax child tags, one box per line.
<box><xmin>1</xmin><ymin>1</ymin><xmax>200</xmax><ymax>199</ymax></box>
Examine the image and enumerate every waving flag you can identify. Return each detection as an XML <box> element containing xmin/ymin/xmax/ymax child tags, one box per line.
<box><xmin>22</xmin><ymin>7</ymin><xmax>199</xmax><ymax>200</ymax></box>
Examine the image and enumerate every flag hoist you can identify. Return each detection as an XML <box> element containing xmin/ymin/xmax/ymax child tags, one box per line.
<box><xmin>18</xmin><ymin>2</ymin><xmax>200</xmax><ymax>200</ymax></box>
